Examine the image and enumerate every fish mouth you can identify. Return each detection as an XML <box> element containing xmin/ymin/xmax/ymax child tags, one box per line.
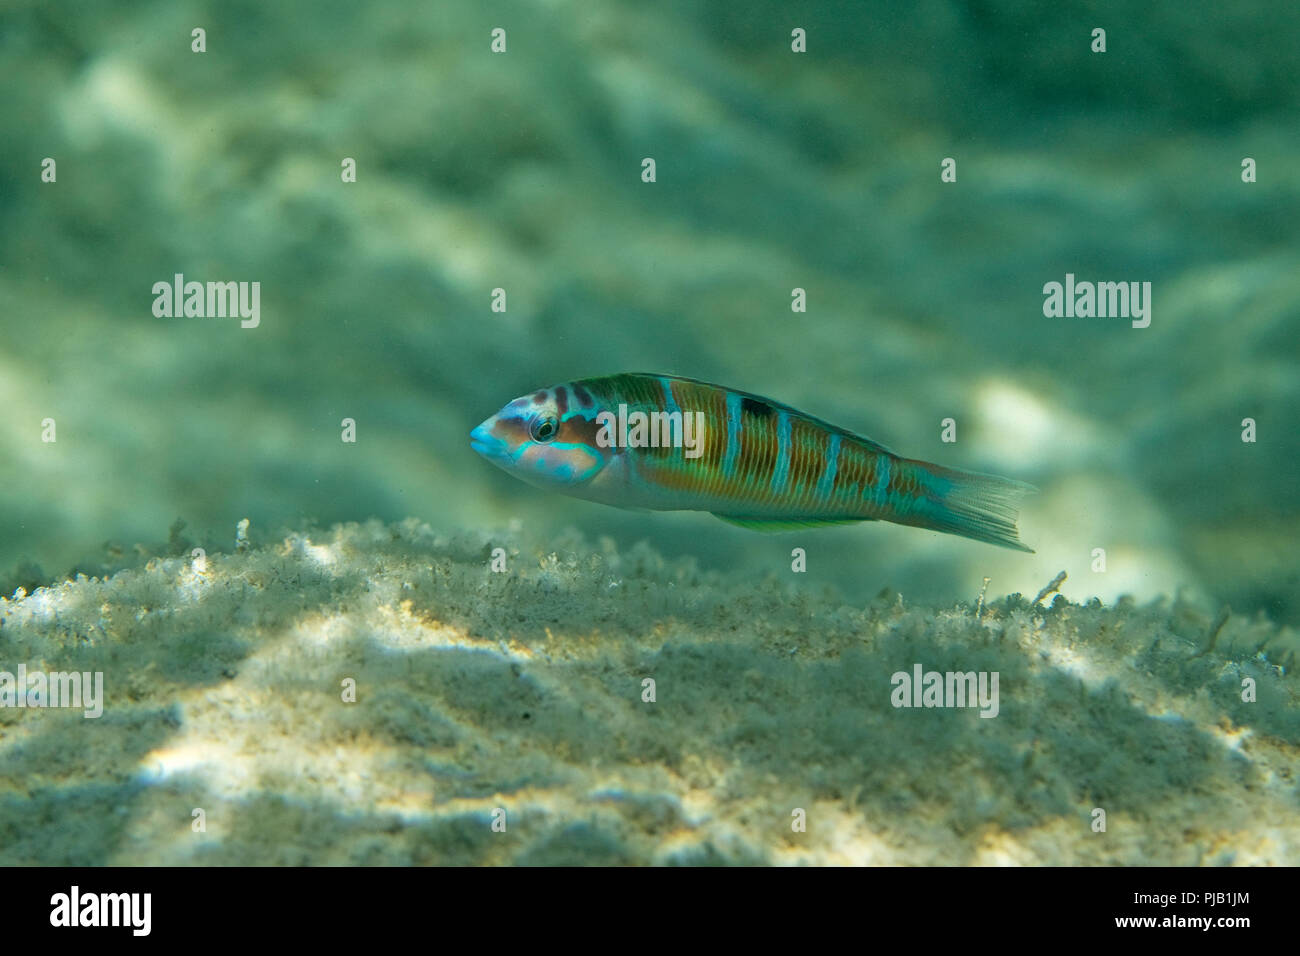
<box><xmin>470</xmin><ymin>420</ymin><xmax>506</xmax><ymax>459</ymax></box>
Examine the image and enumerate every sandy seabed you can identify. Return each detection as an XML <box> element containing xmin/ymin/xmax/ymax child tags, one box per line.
<box><xmin>1</xmin><ymin>518</ymin><xmax>1296</xmax><ymax>865</ymax></box>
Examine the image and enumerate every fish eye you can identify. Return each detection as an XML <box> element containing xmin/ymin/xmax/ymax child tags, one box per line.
<box><xmin>530</xmin><ymin>417</ymin><xmax>558</xmax><ymax>442</ymax></box>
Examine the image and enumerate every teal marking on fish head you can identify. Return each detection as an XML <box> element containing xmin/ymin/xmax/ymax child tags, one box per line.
<box><xmin>470</xmin><ymin>383</ymin><xmax>613</xmax><ymax>490</ymax></box>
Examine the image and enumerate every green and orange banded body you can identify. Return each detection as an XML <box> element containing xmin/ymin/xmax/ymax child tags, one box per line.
<box><xmin>470</xmin><ymin>373</ymin><xmax>1034</xmax><ymax>551</ymax></box>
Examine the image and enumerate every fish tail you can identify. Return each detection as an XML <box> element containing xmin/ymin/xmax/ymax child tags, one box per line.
<box><xmin>886</xmin><ymin>458</ymin><xmax>1036</xmax><ymax>553</ymax></box>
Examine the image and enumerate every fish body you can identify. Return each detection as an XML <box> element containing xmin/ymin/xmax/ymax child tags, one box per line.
<box><xmin>470</xmin><ymin>373</ymin><xmax>1034</xmax><ymax>551</ymax></box>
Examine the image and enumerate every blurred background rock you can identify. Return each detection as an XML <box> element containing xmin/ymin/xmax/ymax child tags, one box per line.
<box><xmin>2</xmin><ymin>0</ymin><xmax>1296</xmax><ymax>621</ymax></box>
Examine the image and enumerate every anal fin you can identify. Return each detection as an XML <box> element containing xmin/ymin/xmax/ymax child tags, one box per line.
<box><xmin>712</xmin><ymin>514</ymin><xmax>874</xmax><ymax>532</ymax></box>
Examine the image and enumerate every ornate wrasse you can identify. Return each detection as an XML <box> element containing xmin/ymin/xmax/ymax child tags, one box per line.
<box><xmin>470</xmin><ymin>373</ymin><xmax>1034</xmax><ymax>552</ymax></box>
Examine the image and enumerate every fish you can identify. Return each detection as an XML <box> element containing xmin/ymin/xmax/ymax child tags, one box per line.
<box><xmin>470</xmin><ymin>373</ymin><xmax>1035</xmax><ymax>552</ymax></box>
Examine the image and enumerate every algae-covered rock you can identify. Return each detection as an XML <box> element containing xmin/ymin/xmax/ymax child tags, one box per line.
<box><xmin>1</xmin><ymin>519</ymin><xmax>1295</xmax><ymax>865</ymax></box>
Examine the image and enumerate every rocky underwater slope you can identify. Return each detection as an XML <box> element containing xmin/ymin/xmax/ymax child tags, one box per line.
<box><xmin>1</xmin><ymin>518</ymin><xmax>1297</xmax><ymax>865</ymax></box>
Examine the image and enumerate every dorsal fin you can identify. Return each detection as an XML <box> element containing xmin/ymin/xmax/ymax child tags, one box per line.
<box><xmin>617</xmin><ymin>373</ymin><xmax>897</xmax><ymax>456</ymax></box>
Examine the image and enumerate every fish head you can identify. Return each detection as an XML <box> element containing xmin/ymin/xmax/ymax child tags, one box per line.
<box><xmin>470</xmin><ymin>382</ymin><xmax>614</xmax><ymax>490</ymax></box>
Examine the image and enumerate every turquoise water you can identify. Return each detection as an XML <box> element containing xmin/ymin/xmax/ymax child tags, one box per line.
<box><xmin>2</xmin><ymin>0</ymin><xmax>1297</xmax><ymax>622</ymax></box>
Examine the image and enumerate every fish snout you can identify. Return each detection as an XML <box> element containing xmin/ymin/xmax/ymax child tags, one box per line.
<box><xmin>470</xmin><ymin>417</ymin><xmax>507</xmax><ymax>459</ymax></box>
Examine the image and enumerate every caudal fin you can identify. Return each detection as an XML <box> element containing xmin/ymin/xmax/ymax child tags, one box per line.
<box><xmin>894</xmin><ymin>459</ymin><xmax>1036</xmax><ymax>552</ymax></box>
